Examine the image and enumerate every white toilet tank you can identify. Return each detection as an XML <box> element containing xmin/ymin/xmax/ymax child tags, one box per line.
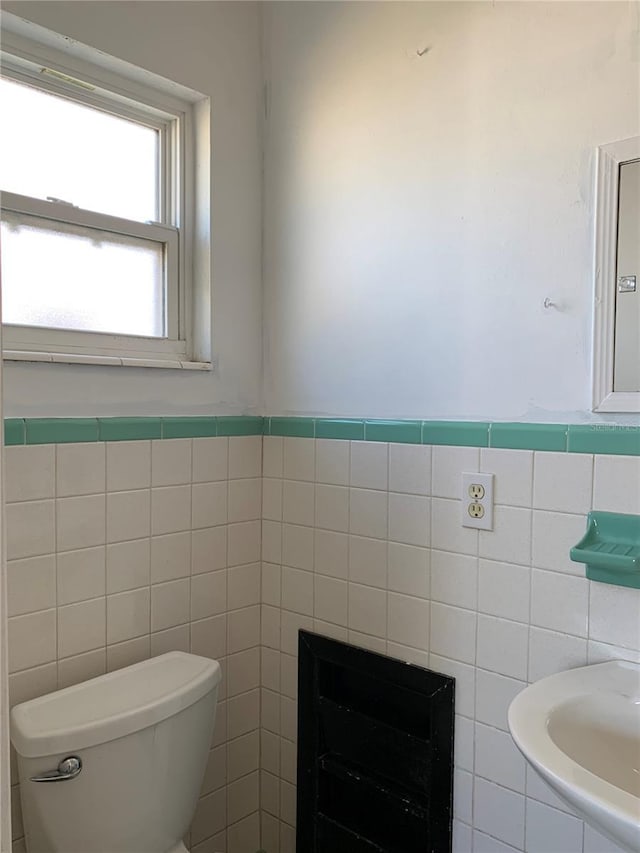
<box><xmin>10</xmin><ymin>651</ymin><xmax>222</xmax><ymax>853</ymax></box>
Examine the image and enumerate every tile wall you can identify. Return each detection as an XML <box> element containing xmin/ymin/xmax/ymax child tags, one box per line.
<box><xmin>259</xmin><ymin>436</ymin><xmax>640</xmax><ymax>853</ymax></box>
<box><xmin>6</xmin><ymin>435</ymin><xmax>263</xmax><ymax>853</ymax></box>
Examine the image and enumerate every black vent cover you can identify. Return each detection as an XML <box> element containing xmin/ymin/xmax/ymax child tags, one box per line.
<box><xmin>297</xmin><ymin>631</ymin><xmax>455</xmax><ymax>853</ymax></box>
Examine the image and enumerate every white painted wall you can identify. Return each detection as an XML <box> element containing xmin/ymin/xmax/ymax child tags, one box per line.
<box><xmin>263</xmin><ymin>1</ymin><xmax>640</xmax><ymax>422</ymax></box>
<box><xmin>1</xmin><ymin>1</ymin><xmax>263</xmax><ymax>417</ymax></box>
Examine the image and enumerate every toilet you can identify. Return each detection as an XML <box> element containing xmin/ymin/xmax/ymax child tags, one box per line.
<box><xmin>10</xmin><ymin>651</ymin><xmax>222</xmax><ymax>853</ymax></box>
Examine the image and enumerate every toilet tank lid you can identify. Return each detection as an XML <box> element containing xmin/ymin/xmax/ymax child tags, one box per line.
<box><xmin>10</xmin><ymin>652</ymin><xmax>222</xmax><ymax>758</ymax></box>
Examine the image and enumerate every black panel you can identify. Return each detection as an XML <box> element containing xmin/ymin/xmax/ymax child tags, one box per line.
<box><xmin>297</xmin><ymin>631</ymin><xmax>455</xmax><ymax>853</ymax></box>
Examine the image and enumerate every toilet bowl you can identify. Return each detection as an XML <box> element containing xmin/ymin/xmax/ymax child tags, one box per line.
<box><xmin>10</xmin><ymin>651</ymin><xmax>222</xmax><ymax>853</ymax></box>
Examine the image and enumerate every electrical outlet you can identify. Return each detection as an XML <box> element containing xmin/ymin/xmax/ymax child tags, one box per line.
<box><xmin>462</xmin><ymin>472</ymin><xmax>494</xmax><ymax>530</ymax></box>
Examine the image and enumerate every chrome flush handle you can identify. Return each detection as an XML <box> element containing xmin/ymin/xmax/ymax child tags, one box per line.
<box><xmin>30</xmin><ymin>756</ymin><xmax>82</xmax><ymax>782</ymax></box>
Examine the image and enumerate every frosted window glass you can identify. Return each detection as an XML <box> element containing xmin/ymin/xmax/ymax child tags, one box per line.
<box><xmin>0</xmin><ymin>77</ymin><xmax>158</xmax><ymax>222</ymax></box>
<box><xmin>1</xmin><ymin>212</ymin><xmax>165</xmax><ymax>337</ymax></box>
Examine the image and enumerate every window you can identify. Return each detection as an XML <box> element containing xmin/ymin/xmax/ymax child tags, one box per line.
<box><xmin>0</xmin><ymin>18</ymin><xmax>211</xmax><ymax>368</ymax></box>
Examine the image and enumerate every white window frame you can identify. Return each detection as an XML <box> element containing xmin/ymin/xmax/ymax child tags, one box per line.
<box><xmin>0</xmin><ymin>14</ymin><xmax>211</xmax><ymax>370</ymax></box>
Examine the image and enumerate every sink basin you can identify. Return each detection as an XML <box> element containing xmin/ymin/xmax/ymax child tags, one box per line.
<box><xmin>508</xmin><ymin>661</ymin><xmax>640</xmax><ymax>852</ymax></box>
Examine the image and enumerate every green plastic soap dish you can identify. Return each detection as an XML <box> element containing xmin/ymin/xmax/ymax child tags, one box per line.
<box><xmin>570</xmin><ymin>511</ymin><xmax>640</xmax><ymax>589</ymax></box>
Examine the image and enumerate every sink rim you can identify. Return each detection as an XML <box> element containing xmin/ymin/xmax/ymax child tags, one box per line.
<box><xmin>508</xmin><ymin>660</ymin><xmax>640</xmax><ymax>852</ymax></box>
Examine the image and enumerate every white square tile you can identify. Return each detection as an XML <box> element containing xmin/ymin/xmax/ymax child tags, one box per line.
<box><xmin>349</xmin><ymin>488</ymin><xmax>388</xmax><ymax>539</ymax></box>
<box><xmin>314</xmin><ymin>530</ymin><xmax>348</xmax><ymax>579</ymax></box>
<box><xmin>472</xmin><ymin>830</ymin><xmax>520</xmax><ymax>853</ymax></box>
<box><xmin>475</xmin><ymin>722</ymin><xmax>526</xmax><ymax>793</ymax></box>
<box><xmin>262</xmin><ymin>563</ymin><xmax>282</xmax><ymax>607</ymax></box>
<box><xmin>476</xmin><ymin>615</ymin><xmax>528</xmax><ymax>679</ymax></box>
<box><xmin>5</xmin><ymin>445</ymin><xmax>55</xmax><ymax>502</ymax></box>
<box><xmin>431</xmin><ymin>498</ymin><xmax>478</xmax><ymax>556</ymax></box>
<box><xmin>192</xmin><ymin>437</ymin><xmax>228</xmax><ymax>482</ymax></box>
<box><xmin>106</xmin><ymin>587</ymin><xmax>150</xmax><ymax>644</ymax></box>
<box><xmin>480</xmin><ymin>448</ymin><xmax>533</xmax><ymax>507</ymax></box>
<box><xmin>261</xmin><ymin>520</ymin><xmax>282</xmax><ymax>564</ymax></box>
<box><xmin>430</xmin><ymin>550</ymin><xmax>478</xmax><ymax>610</ymax></box>
<box><xmin>191</xmin><ymin>614</ymin><xmax>227</xmax><ymax>659</ymax></box>
<box><xmin>228</xmin><ymin>478</ymin><xmax>262</xmax><ymax>522</ymax></box>
<box><xmin>589</xmin><ymin>582</ymin><xmax>640</xmax><ymax>650</ymax></box>
<box><xmin>528</xmin><ymin>626</ymin><xmax>587</xmax><ymax>683</ymax></box>
<box><xmin>454</xmin><ymin>714</ymin><xmax>474</xmax><ymax>771</ymax></box>
<box><xmin>8</xmin><ymin>662</ymin><xmax>57</xmax><ymax>707</ymax></box>
<box><xmin>261</xmin><ymin>646</ymin><xmax>280</xmax><ymax>692</ymax></box>
<box><xmin>473</xmin><ymin>777</ymin><xmax>525</xmax><ymax>849</ymax></box>
<box><xmin>280</xmin><ymin>609</ymin><xmax>312</xmax><ymax>656</ymax></box>
<box><xmin>58</xmin><ymin>597</ymin><xmax>106</xmax><ymax>658</ymax></box>
<box><xmin>262</xmin><ymin>478</ymin><xmax>283</xmax><ymax>521</ymax></box>
<box><xmin>314</xmin><ymin>575</ymin><xmax>348</xmax><ymax>626</ymax></box>
<box><xmin>229</xmin><ymin>435</ymin><xmax>262</xmax><ymax>479</ymax></box>
<box><xmin>150</xmin><ymin>624</ymin><xmax>190</xmax><ymax>657</ymax></box>
<box><xmin>525</xmin><ymin>764</ymin><xmax>574</xmax><ymax>814</ymax></box>
<box><xmin>348</xmin><ymin>630</ymin><xmax>386</xmax><ymax>655</ymax></box>
<box><xmin>57</xmin><ymin>494</ymin><xmax>106</xmax><ymax>552</ymax></box>
<box><xmin>227</xmin><ymin>730</ymin><xmax>259</xmax><ymax>782</ymax></box>
<box><xmin>57</xmin><ymin>546</ymin><xmax>105</xmax><ymax>605</ymax></box>
<box><xmin>106</xmin><ymin>538</ymin><xmax>150</xmax><ymax>593</ymax></box>
<box><xmin>151</xmin><ymin>578</ymin><xmax>190</xmax><ymax>631</ymax></box>
<box><xmin>106</xmin><ymin>441</ymin><xmax>151</xmax><ymax>491</ymax></box>
<box><xmin>228</xmin><ymin>605</ymin><xmax>260</xmax><ymax>653</ymax></box>
<box><xmin>56</xmin><ymin>443</ymin><xmax>105</xmax><ymax>497</ymax></box>
<box><xmin>525</xmin><ymin>798</ymin><xmax>583</xmax><ymax>853</ymax></box>
<box><xmin>151</xmin><ymin>485</ymin><xmax>192</xmax><ymax>535</ymax></box>
<box><xmin>349</xmin><ymin>535</ymin><xmax>387</xmax><ymax>587</ymax></box>
<box><xmin>430</xmin><ymin>602</ymin><xmax>476</xmax><ymax>664</ymax></box>
<box><xmin>432</xmin><ymin>446</ymin><xmax>479</xmax><ymax>499</ymax></box>
<box><xmin>151</xmin><ymin>439</ymin><xmax>191</xmax><ymax>486</ymax></box>
<box><xmin>315</xmin><ymin>438</ymin><xmax>349</xmax><ymax>485</ymax></box>
<box><xmin>8</xmin><ymin>609</ymin><xmax>57</xmax><ymax>672</ymax></box>
<box><xmin>7</xmin><ymin>555</ymin><xmax>56</xmax><ymax>616</ymax></box>
<box><xmin>533</xmin><ymin>451</ymin><xmax>593</xmax><ymax>513</ymax></box>
<box><xmin>191</xmin><ymin>569</ymin><xmax>227</xmax><ymax>620</ymax></box>
<box><xmin>261</xmin><ymin>605</ymin><xmax>280</xmax><ymax>650</ymax></box>
<box><xmin>583</xmin><ymin>823</ymin><xmax>629</xmax><ymax>853</ymax></box>
<box><xmin>282</xmin><ymin>480</ymin><xmax>315</xmax><ymax>526</ymax></box>
<box><xmin>453</xmin><ymin>768</ymin><xmax>473</xmax><ymax>824</ymax></box>
<box><xmin>587</xmin><ymin>640</ymin><xmax>640</xmax><ymax>666</ymax></box>
<box><xmin>150</xmin><ymin>531</ymin><xmax>190</xmax><ymax>583</ymax></box>
<box><xmin>388</xmin><ymin>542</ymin><xmax>429</xmax><ymax>598</ymax></box>
<box><xmin>191</xmin><ymin>789</ymin><xmax>226</xmax><ymax>845</ymax></box>
<box><xmin>348</xmin><ymin>583</ymin><xmax>386</xmax><ymax>637</ymax></box>
<box><xmin>281</xmin><ymin>567</ymin><xmax>314</xmax><ymax>616</ymax></box>
<box><xmin>478</xmin><ymin>560</ymin><xmax>530</xmax><ymax>623</ymax></box>
<box><xmin>283</xmin><ymin>437</ymin><xmax>315</xmax><ymax>481</ymax></box>
<box><xmin>191</xmin><ymin>526</ymin><xmax>227</xmax><ymax>574</ymax></box>
<box><xmin>593</xmin><ymin>454</ymin><xmax>640</xmax><ymax>514</ymax></box>
<box><xmin>58</xmin><ymin>648</ymin><xmax>106</xmax><ymax>689</ymax></box>
<box><xmin>531</xmin><ymin>511</ymin><xmax>586</xmax><ymax>576</ymax></box>
<box><xmin>6</xmin><ymin>500</ymin><xmax>55</xmax><ymax>560</ymax></box>
<box><xmin>475</xmin><ymin>669</ymin><xmax>526</xmax><ymax>732</ymax></box>
<box><xmin>350</xmin><ymin>441</ymin><xmax>388</xmax><ymax>490</ymax></box>
<box><xmin>389</xmin><ymin>443</ymin><xmax>431</xmax><ymax>495</ymax></box>
<box><xmin>530</xmin><ymin>569</ymin><xmax>589</xmax><ymax>637</ymax></box>
<box><xmin>479</xmin><ymin>505</ymin><xmax>531</xmax><ymax>566</ymax></box>
<box><xmin>314</xmin><ymin>619</ymin><xmax>348</xmax><ymax>643</ymax></box>
<box><xmin>387</xmin><ymin>642</ymin><xmax>428</xmax><ymax>668</ymax></box>
<box><xmin>228</xmin><ymin>563</ymin><xmax>260</xmax><ymax>609</ymax></box>
<box><xmin>282</xmin><ymin>523</ymin><xmax>313</xmax><ymax>571</ymax></box>
<box><xmin>106</xmin><ymin>489</ymin><xmax>150</xmax><ymax>543</ymax></box>
<box><xmin>262</xmin><ymin>436</ymin><xmax>283</xmax><ymax>478</ymax></box>
<box><xmin>107</xmin><ymin>636</ymin><xmax>149</xmax><ymax>675</ymax></box>
<box><xmin>280</xmin><ymin>652</ymin><xmax>298</xmax><ymax>700</ymax></box>
<box><xmin>388</xmin><ymin>593</ymin><xmax>429</xmax><ymax>650</ymax></box>
<box><xmin>389</xmin><ymin>493</ymin><xmax>430</xmax><ymax>547</ymax></box>
<box><xmin>190</xmin><ymin>482</ymin><xmax>225</xmax><ymax>530</ymax></box>
<box><xmin>453</xmin><ymin>821</ymin><xmax>473</xmax><ymax>853</ymax></box>
<box><xmin>315</xmin><ymin>484</ymin><xmax>349</xmax><ymax>532</ymax></box>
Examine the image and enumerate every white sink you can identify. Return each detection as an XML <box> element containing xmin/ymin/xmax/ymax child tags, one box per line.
<box><xmin>508</xmin><ymin>661</ymin><xmax>640</xmax><ymax>852</ymax></box>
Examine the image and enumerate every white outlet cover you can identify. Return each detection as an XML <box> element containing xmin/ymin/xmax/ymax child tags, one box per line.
<box><xmin>462</xmin><ymin>472</ymin><xmax>494</xmax><ymax>530</ymax></box>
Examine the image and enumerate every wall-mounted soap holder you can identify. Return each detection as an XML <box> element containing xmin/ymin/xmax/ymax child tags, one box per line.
<box><xmin>570</xmin><ymin>511</ymin><xmax>640</xmax><ymax>589</ymax></box>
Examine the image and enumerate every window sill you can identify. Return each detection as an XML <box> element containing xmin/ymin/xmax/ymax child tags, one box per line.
<box><xmin>3</xmin><ymin>350</ymin><xmax>212</xmax><ymax>370</ymax></box>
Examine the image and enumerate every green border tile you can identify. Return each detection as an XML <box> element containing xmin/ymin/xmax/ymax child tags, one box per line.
<box><xmin>490</xmin><ymin>423</ymin><xmax>567</xmax><ymax>452</ymax></box>
<box><xmin>4</xmin><ymin>419</ymin><xmax>25</xmax><ymax>446</ymax></box>
<box><xmin>364</xmin><ymin>420</ymin><xmax>422</xmax><ymax>444</ymax></box>
<box><xmin>422</xmin><ymin>421</ymin><xmax>489</xmax><ymax>447</ymax></box>
<box><xmin>567</xmin><ymin>425</ymin><xmax>640</xmax><ymax>456</ymax></box>
<box><xmin>26</xmin><ymin>418</ymin><xmax>98</xmax><ymax>444</ymax></box>
<box><xmin>269</xmin><ymin>417</ymin><xmax>315</xmax><ymax>438</ymax></box>
<box><xmin>315</xmin><ymin>419</ymin><xmax>365</xmax><ymax>440</ymax></box>
<box><xmin>98</xmin><ymin>418</ymin><xmax>161</xmax><ymax>442</ymax></box>
<box><xmin>216</xmin><ymin>416</ymin><xmax>264</xmax><ymax>436</ymax></box>
<box><xmin>162</xmin><ymin>417</ymin><xmax>217</xmax><ymax>439</ymax></box>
